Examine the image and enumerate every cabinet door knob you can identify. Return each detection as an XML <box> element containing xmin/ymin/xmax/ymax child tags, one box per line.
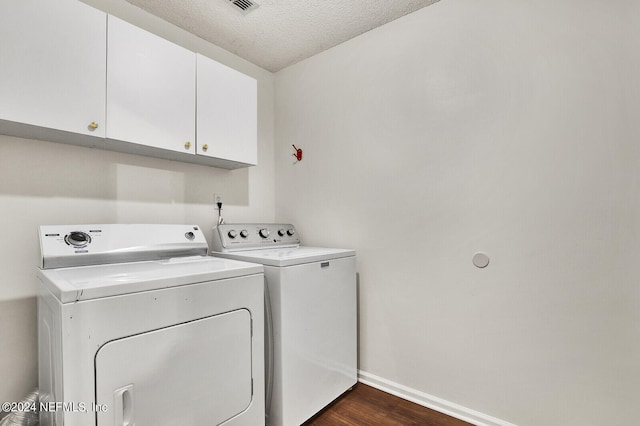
<box><xmin>88</xmin><ymin>122</ymin><xmax>99</xmax><ymax>130</ymax></box>
<box><xmin>202</xmin><ymin>144</ymin><xmax>209</xmax><ymax>152</ymax></box>
<box><xmin>184</xmin><ymin>141</ymin><xmax>191</xmax><ymax>149</ymax></box>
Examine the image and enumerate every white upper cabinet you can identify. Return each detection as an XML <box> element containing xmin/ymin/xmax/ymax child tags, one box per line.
<box><xmin>0</xmin><ymin>0</ymin><xmax>106</xmax><ymax>137</ymax></box>
<box><xmin>197</xmin><ymin>54</ymin><xmax>258</xmax><ymax>166</ymax></box>
<box><xmin>0</xmin><ymin>2</ymin><xmax>256</xmax><ymax>169</ymax></box>
<box><xmin>106</xmin><ymin>16</ymin><xmax>196</xmax><ymax>155</ymax></box>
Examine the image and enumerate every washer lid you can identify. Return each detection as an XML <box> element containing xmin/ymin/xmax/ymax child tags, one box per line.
<box><xmin>37</xmin><ymin>256</ymin><xmax>263</xmax><ymax>303</ymax></box>
<box><xmin>213</xmin><ymin>246</ymin><xmax>355</xmax><ymax>267</ymax></box>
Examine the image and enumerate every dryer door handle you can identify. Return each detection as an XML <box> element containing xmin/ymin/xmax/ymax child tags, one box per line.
<box><xmin>114</xmin><ymin>384</ymin><xmax>135</xmax><ymax>426</ymax></box>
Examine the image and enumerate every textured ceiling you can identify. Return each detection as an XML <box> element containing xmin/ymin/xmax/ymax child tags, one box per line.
<box><xmin>125</xmin><ymin>0</ymin><xmax>440</xmax><ymax>72</ymax></box>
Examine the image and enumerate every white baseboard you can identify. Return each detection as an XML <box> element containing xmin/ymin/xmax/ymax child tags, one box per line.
<box><xmin>357</xmin><ymin>370</ymin><xmax>517</xmax><ymax>426</ymax></box>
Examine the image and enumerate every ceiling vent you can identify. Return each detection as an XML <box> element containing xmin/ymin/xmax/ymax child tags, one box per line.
<box><xmin>226</xmin><ymin>0</ymin><xmax>260</xmax><ymax>15</ymax></box>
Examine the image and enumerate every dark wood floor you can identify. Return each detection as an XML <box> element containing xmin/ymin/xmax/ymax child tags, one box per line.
<box><xmin>304</xmin><ymin>384</ymin><xmax>472</xmax><ymax>426</ymax></box>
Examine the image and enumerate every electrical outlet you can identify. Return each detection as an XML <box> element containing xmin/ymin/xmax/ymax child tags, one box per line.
<box><xmin>213</xmin><ymin>193</ymin><xmax>222</xmax><ymax>206</ymax></box>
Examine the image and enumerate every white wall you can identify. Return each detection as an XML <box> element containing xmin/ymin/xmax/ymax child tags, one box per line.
<box><xmin>275</xmin><ymin>0</ymin><xmax>640</xmax><ymax>424</ymax></box>
<box><xmin>0</xmin><ymin>0</ymin><xmax>275</xmax><ymax>408</ymax></box>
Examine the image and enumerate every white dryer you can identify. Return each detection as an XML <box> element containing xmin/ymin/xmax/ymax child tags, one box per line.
<box><xmin>37</xmin><ymin>224</ymin><xmax>265</xmax><ymax>426</ymax></box>
<box><xmin>211</xmin><ymin>224</ymin><xmax>357</xmax><ymax>426</ymax></box>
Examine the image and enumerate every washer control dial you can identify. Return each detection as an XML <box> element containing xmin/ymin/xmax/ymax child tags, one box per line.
<box><xmin>278</xmin><ymin>229</ymin><xmax>285</xmax><ymax>237</ymax></box>
<box><xmin>240</xmin><ymin>229</ymin><xmax>249</xmax><ymax>238</ymax></box>
<box><xmin>65</xmin><ymin>231</ymin><xmax>91</xmax><ymax>247</ymax></box>
<box><xmin>259</xmin><ymin>228</ymin><xmax>270</xmax><ymax>239</ymax></box>
<box><xmin>287</xmin><ymin>229</ymin><xmax>296</xmax><ymax>237</ymax></box>
<box><xmin>228</xmin><ymin>230</ymin><xmax>238</xmax><ymax>239</ymax></box>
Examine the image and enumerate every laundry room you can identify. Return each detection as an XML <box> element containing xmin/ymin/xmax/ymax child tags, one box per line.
<box><xmin>0</xmin><ymin>0</ymin><xmax>638</xmax><ymax>425</ymax></box>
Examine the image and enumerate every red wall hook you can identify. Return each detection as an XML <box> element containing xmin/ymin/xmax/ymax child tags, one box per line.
<box><xmin>292</xmin><ymin>144</ymin><xmax>303</xmax><ymax>162</ymax></box>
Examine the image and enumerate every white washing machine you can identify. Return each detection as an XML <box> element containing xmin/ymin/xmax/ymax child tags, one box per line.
<box><xmin>211</xmin><ymin>224</ymin><xmax>357</xmax><ymax>426</ymax></box>
<box><xmin>37</xmin><ymin>224</ymin><xmax>265</xmax><ymax>426</ymax></box>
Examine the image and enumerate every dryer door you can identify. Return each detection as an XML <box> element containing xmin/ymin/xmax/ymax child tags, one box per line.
<box><xmin>95</xmin><ymin>309</ymin><xmax>253</xmax><ymax>425</ymax></box>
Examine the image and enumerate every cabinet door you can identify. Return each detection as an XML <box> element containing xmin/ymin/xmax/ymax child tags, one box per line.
<box><xmin>197</xmin><ymin>54</ymin><xmax>257</xmax><ymax>165</ymax></box>
<box><xmin>107</xmin><ymin>16</ymin><xmax>196</xmax><ymax>155</ymax></box>
<box><xmin>0</xmin><ymin>0</ymin><xmax>106</xmax><ymax>137</ymax></box>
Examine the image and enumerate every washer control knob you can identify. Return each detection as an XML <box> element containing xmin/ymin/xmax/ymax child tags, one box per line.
<box><xmin>278</xmin><ymin>229</ymin><xmax>285</xmax><ymax>237</ymax></box>
<box><xmin>240</xmin><ymin>229</ymin><xmax>249</xmax><ymax>238</ymax></box>
<box><xmin>259</xmin><ymin>228</ymin><xmax>270</xmax><ymax>239</ymax></box>
<box><xmin>228</xmin><ymin>230</ymin><xmax>238</xmax><ymax>239</ymax></box>
<box><xmin>65</xmin><ymin>231</ymin><xmax>91</xmax><ymax>247</ymax></box>
<box><xmin>185</xmin><ymin>231</ymin><xmax>195</xmax><ymax>240</ymax></box>
<box><xmin>287</xmin><ymin>229</ymin><xmax>296</xmax><ymax>237</ymax></box>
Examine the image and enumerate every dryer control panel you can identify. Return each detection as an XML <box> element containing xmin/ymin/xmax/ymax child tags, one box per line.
<box><xmin>212</xmin><ymin>223</ymin><xmax>300</xmax><ymax>252</ymax></box>
<box><xmin>39</xmin><ymin>224</ymin><xmax>208</xmax><ymax>269</ymax></box>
